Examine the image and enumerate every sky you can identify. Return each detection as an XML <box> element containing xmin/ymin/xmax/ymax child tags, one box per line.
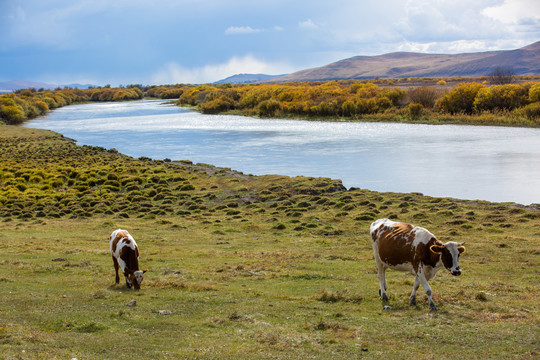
<box><xmin>1</xmin><ymin>0</ymin><xmax>539</xmax><ymax>86</ymax></box>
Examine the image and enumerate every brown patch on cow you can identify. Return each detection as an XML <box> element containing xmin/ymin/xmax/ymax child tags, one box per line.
<box><xmin>119</xmin><ymin>246</ymin><xmax>140</xmax><ymax>275</ymax></box>
<box><xmin>417</xmin><ymin>237</ymin><xmax>443</xmax><ymax>269</ymax></box>
<box><xmin>376</xmin><ymin>222</ymin><xmax>442</xmax><ymax>272</ymax></box>
<box><xmin>111</xmin><ymin>230</ymin><xmax>129</xmax><ymax>253</ymax></box>
<box><xmin>376</xmin><ymin>222</ymin><xmax>415</xmax><ymax>267</ymax></box>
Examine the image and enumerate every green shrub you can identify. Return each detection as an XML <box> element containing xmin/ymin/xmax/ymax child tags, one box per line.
<box><xmin>200</xmin><ymin>97</ymin><xmax>234</xmax><ymax>114</ymax></box>
<box><xmin>16</xmin><ymin>184</ymin><xmax>27</xmax><ymax>192</ymax></box>
<box><xmin>408</xmin><ymin>103</ymin><xmax>424</xmax><ymax>119</ymax></box>
<box><xmin>474</xmin><ymin>84</ymin><xmax>528</xmax><ymax>112</ymax></box>
<box><xmin>436</xmin><ymin>82</ymin><xmax>485</xmax><ymax>114</ymax></box>
<box><xmin>258</xmin><ymin>99</ymin><xmax>281</xmax><ymax>117</ymax></box>
<box><xmin>521</xmin><ymin>102</ymin><xmax>540</xmax><ymax>120</ymax></box>
<box><xmin>274</xmin><ymin>223</ymin><xmax>286</xmax><ymax>230</ymax></box>
<box><xmin>0</xmin><ymin>104</ymin><xmax>26</xmax><ymax>124</ymax></box>
<box><xmin>529</xmin><ymin>83</ymin><xmax>540</xmax><ymax>103</ymax></box>
<box><xmin>33</xmin><ymin>100</ymin><xmax>49</xmax><ymax>113</ymax></box>
<box><xmin>179</xmin><ymin>184</ymin><xmax>195</xmax><ymax>191</ymax></box>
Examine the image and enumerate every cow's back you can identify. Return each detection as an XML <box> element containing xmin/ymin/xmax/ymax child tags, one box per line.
<box><xmin>110</xmin><ymin>229</ymin><xmax>137</xmax><ymax>256</ymax></box>
<box><xmin>371</xmin><ymin>219</ymin><xmax>442</xmax><ymax>271</ymax></box>
<box><xmin>371</xmin><ymin>219</ymin><xmax>416</xmax><ymax>268</ymax></box>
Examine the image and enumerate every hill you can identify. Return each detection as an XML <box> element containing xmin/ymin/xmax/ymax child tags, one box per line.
<box><xmin>0</xmin><ymin>80</ymin><xmax>95</xmax><ymax>92</ymax></box>
<box><xmin>0</xmin><ymin>80</ymin><xmax>58</xmax><ymax>92</ymax></box>
<box><xmin>273</xmin><ymin>41</ymin><xmax>540</xmax><ymax>82</ymax></box>
<box><xmin>214</xmin><ymin>73</ymin><xmax>284</xmax><ymax>84</ymax></box>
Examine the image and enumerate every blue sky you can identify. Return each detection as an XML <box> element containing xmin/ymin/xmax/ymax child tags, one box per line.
<box><xmin>1</xmin><ymin>0</ymin><xmax>539</xmax><ymax>86</ymax></box>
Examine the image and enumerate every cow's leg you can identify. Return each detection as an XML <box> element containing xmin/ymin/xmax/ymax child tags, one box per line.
<box><xmin>124</xmin><ymin>273</ymin><xmax>132</xmax><ymax>289</ymax></box>
<box><xmin>417</xmin><ymin>269</ymin><xmax>436</xmax><ymax>311</ymax></box>
<box><xmin>376</xmin><ymin>263</ymin><xmax>389</xmax><ymax>301</ymax></box>
<box><xmin>372</xmin><ymin>245</ymin><xmax>389</xmax><ymax>301</ymax></box>
<box><xmin>112</xmin><ymin>256</ymin><xmax>120</xmax><ymax>284</ymax></box>
<box><xmin>410</xmin><ymin>277</ymin><xmax>421</xmax><ymax>306</ymax></box>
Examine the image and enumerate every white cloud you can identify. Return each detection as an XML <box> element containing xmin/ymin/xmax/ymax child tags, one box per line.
<box><xmin>299</xmin><ymin>19</ymin><xmax>319</xmax><ymax>30</ymax></box>
<box><xmin>482</xmin><ymin>0</ymin><xmax>540</xmax><ymax>24</ymax></box>
<box><xmin>395</xmin><ymin>40</ymin><xmax>519</xmax><ymax>54</ymax></box>
<box><xmin>225</xmin><ymin>26</ymin><xmax>262</xmax><ymax>35</ymax></box>
<box><xmin>151</xmin><ymin>55</ymin><xmax>295</xmax><ymax>84</ymax></box>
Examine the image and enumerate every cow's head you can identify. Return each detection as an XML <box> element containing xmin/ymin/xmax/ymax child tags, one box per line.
<box><xmin>430</xmin><ymin>242</ymin><xmax>466</xmax><ymax>276</ymax></box>
<box><xmin>127</xmin><ymin>269</ymin><xmax>147</xmax><ymax>290</ymax></box>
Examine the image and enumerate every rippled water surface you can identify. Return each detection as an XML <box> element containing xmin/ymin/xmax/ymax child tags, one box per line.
<box><xmin>24</xmin><ymin>100</ymin><xmax>540</xmax><ymax>205</ymax></box>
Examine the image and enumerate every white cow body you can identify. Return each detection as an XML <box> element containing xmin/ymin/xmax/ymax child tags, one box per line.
<box><xmin>370</xmin><ymin>219</ymin><xmax>465</xmax><ymax>311</ymax></box>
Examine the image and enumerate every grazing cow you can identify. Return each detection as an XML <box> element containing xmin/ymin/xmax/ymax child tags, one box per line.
<box><xmin>110</xmin><ymin>229</ymin><xmax>146</xmax><ymax>290</ymax></box>
<box><xmin>370</xmin><ymin>218</ymin><xmax>465</xmax><ymax>311</ymax></box>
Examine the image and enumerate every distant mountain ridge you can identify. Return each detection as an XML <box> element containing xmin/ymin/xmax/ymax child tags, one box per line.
<box><xmin>273</xmin><ymin>41</ymin><xmax>540</xmax><ymax>82</ymax></box>
<box><xmin>214</xmin><ymin>73</ymin><xmax>284</xmax><ymax>84</ymax></box>
<box><xmin>0</xmin><ymin>80</ymin><xmax>94</xmax><ymax>92</ymax></box>
<box><xmin>216</xmin><ymin>41</ymin><xmax>540</xmax><ymax>84</ymax></box>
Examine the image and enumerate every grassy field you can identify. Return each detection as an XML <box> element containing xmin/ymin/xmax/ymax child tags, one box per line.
<box><xmin>0</xmin><ymin>125</ymin><xmax>539</xmax><ymax>359</ymax></box>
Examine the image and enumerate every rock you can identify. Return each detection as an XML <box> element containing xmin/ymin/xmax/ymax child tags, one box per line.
<box><xmin>383</xmin><ymin>305</ymin><xmax>392</xmax><ymax>310</ymax></box>
<box><xmin>158</xmin><ymin>310</ymin><xmax>172</xmax><ymax>315</ymax></box>
<box><xmin>127</xmin><ymin>300</ymin><xmax>137</xmax><ymax>307</ymax></box>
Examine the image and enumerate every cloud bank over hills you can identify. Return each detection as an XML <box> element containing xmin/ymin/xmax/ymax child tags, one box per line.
<box><xmin>1</xmin><ymin>0</ymin><xmax>538</xmax><ymax>85</ymax></box>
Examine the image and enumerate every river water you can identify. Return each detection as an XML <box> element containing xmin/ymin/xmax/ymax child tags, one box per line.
<box><xmin>23</xmin><ymin>99</ymin><xmax>540</xmax><ymax>205</ymax></box>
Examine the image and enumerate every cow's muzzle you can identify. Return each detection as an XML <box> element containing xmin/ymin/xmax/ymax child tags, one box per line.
<box><xmin>451</xmin><ymin>268</ymin><xmax>461</xmax><ymax>276</ymax></box>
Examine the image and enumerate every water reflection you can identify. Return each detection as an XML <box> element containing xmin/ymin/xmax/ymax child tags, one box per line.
<box><xmin>24</xmin><ymin>100</ymin><xmax>540</xmax><ymax>205</ymax></box>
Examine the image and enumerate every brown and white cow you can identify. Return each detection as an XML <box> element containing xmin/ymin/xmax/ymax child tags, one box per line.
<box><xmin>370</xmin><ymin>218</ymin><xmax>465</xmax><ymax>311</ymax></box>
<box><xmin>110</xmin><ymin>229</ymin><xmax>146</xmax><ymax>290</ymax></box>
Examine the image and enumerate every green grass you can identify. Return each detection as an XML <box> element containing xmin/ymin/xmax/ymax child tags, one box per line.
<box><xmin>0</xmin><ymin>125</ymin><xmax>539</xmax><ymax>359</ymax></box>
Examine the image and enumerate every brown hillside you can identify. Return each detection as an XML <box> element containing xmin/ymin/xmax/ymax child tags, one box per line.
<box><xmin>275</xmin><ymin>41</ymin><xmax>540</xmax><ymax>81</ymax></box>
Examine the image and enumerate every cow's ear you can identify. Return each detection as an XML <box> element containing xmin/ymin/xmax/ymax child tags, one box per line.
<box><xmin>142</xmin><ymin>269</ymin><xmax>148</xmax><ymax>274</ymax></box>
<box><xmin>430</xmin><ymin>245</ymin><xmax>444</xmax><ymax>254</ymax></box>
<box><xmin>458</xmin><ymin>246</ymin><xmax>466</xmax><ymax>254</ymax></box>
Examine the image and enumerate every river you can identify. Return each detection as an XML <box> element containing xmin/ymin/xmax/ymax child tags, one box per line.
<box><xmin>23</xmin><ymin>99</ymin><xmax>540</xmax><ymax>205</ymax></box>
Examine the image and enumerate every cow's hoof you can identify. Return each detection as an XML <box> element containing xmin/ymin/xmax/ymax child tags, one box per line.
<box><xmin>429</xmin><ymin>304</ymin><xmax>438</xmax><ymax>312</ymax></box>
<box><xmin>381</xmin><ymin>293</ymin><xmax>389</xmax><ymax>302</ymax></box>
<box><xmin>410</xmin><ymin>297</ymin><xmax>417</xmax><ymax>306</ymax></box>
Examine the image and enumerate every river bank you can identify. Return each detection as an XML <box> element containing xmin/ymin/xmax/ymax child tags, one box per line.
<box><xmin>3</xmin><ymin>77</ymin><xmax>540</xmax><ymax>128</ymax></box>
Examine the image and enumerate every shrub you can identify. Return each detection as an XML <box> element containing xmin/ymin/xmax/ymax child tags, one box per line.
<box><xmin>375</xmin><ymin>96</ymin><xmax>393</xmax><ymax>112</ymax></box>
<box><xmin>200</xmin><ymin>97</ymin><xmax>234</xmax><ymax>114</ymax></box>
<box><xmin>408</xmin><ymin>86</ymin><xmax>439</xmax><ymax>108</ymax></box>
<box><xmin>384</xmin><ymin>87</ymin><xmax>406</xmax><ymax>106</ymax></box>
<box><xmin>521</xmin><ymin>102</ymin><xmax>540</xmax><ymax>120</ymax></box>
<box><xmin>474</xmin><ymin>84</ymin><xmax>528</xmax><ymax>112</ymax></box>
<box><xmin>408</xmin><ymin>103</ymin><xmax>424</xmax><ymax>119</ymax></box>
<box><xmin>488</xmin><ymin>66</ymin><xmax>515</xmax><ymax>85</ymax></box>
<box><xmin>33</xmin><ymin>100</ymin><xmax>49</xmax><ymax>113</ymax></box>
<box><xmin>341</xmin><ymin>100</ymin><xmax>356</xmax><ymax>116</ymax></box>
<box><xmin>258</xmin><ymin>99</ymin><xmax>281</xmax><ymax>117</ymax></box>
<box><xmin>529</xmin><ymin>83</ymin><xmax>540</xmax><ymax>103</ymax></box>
<box><xmin>0</xmin><ymin>104</ymin><xmax>26</xmax><ymax>124</ymax></box>
<box><xmin>162</xmin><ymin>88</ymin><xmax>184</xmax><ymax>99</ymax></box>
<box><xmin>436</xmin><ymin>82</ymin><xmax>485</xmax><ymax>114</ymax></box>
